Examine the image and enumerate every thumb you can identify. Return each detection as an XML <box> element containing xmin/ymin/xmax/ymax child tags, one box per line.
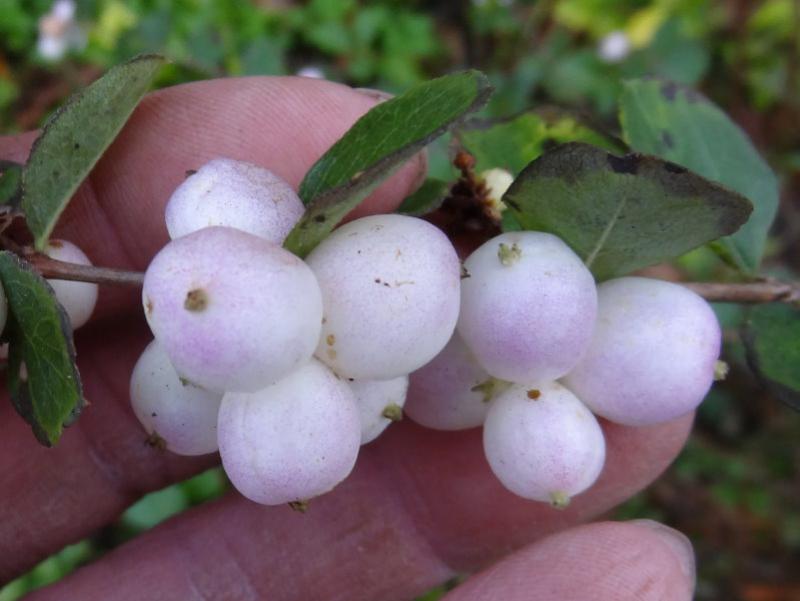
<box><xmin>444</xmin><ymin>520</ymin><xmax>695</xmax><ymax>601</ymax></box>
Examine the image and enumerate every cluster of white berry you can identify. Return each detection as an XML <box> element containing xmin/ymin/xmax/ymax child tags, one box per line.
<box><xmin>131</xmin><ymin>157</ymin><xmax>721</xmax><ymax>509</ymax></box>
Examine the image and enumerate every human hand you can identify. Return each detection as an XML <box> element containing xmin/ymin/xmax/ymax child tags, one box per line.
<box><xmin>0</xmin><ymin>77</ymin><xmax>695</xmax><ymax>600</ymax></box>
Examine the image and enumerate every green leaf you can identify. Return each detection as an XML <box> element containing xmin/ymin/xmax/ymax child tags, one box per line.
<box><xmin>22</xmin><ymin>55</ymin><xmax>165</xmax><ymax>250</ymax></box>
<box><xmin>619</xmin><ymin>78</ymin><xmax>779</xmax><ymax>273</ymax></box>
<box><xmin>0</xmin><ymin>252</ymin><xmax>83</xmax><ymax>446</ymax></box>
<box><xmin>503</xmin><ymin>143</ymin><xmax>753</xmax><ymax>281</ymax></box>
<box><xmin>397</xmin><ymin>178</ymin><xmax>449</xmax><ymax>216</ymax></box>
<box><xmin>456</xmin><ymin>108</ymin><xmax>624</xmax><ymax>176</ymax></box>
<box><xmin>0</xmin><ymin>161</ymin><xmax>22</xmax><ymax>206</ymax></box>
<box><xmin>743</xmin><ymin>304</ymin><xmax>800</xmax><ymax>410</ymax></box>
<box><xmin>284</xmin><ymin>70</ymin><xmax>492</xmax><ymax>257</ymax></box>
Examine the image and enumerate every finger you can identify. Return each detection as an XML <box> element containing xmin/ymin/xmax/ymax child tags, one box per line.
<box><xmin>443</xmin><ymin>520</ymin><xmax>695</xmax><ymax>601</ymax></box>
<box><xmin>0</xmin><ymin>319</ymin><xmax>214</xmax><ymax>583</ymax></box>
<box><xmin>23</xmin><ymin>416</ymin><xmax>692</xmax><ymax>599</ymax></box>
<box><xmin>0</xmin><ymin>76</ymin><xmax>427</xmax><ymax>320</ymax></box>
<box><xmin>375</xmin><ymin>412</ymin><xmax>694</xmax><ymax>571</ymax></box>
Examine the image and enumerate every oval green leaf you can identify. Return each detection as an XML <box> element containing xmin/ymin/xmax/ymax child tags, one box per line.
<box><xmin>619</xmin><ymin>78</ymin><xmax>779</xmax><ymax>273</ymax></box>
<box><xmin>503</xmin><ymin>142</ymin><xmax>753</xmax><ymax>281</ymax></box>
<box><xmin>0</xmin><ymin>252</ymin><xmax>84</xmax><ymax>446</ymax></box>
<box><xmin>743</xmin><ymin>304</ymin><xmax>800</xmax><ymax>411</ymax></box>
<box><xmin>22</xmin><ymin>55</ymin><xmax>165</xmax><ymax>250</ymax></box>
<box><xmin>284</xmin><ymin>70</ymin><xmax>492</xmax><ymax>257</ymax></box>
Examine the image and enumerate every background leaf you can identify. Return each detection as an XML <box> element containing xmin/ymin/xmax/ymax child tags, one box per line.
<box><xmin>284</xmin><ymin>70</ymin><xmax>492</xmax><ymax>257</ymax></box>
<box><xmin>0</xmin><ymin>161</ymin><xmax>22</xmax><ymax>206</ymax></box>
<box><xmin>455</xmin><ymin>108</ymin><xmax>624</xmax><ymax>176</ymax></box>
<box><xmin>396</xmin><ymin>178</ymin><xmax>449</xmax><ymax>216</ymax></box>
<box><xmin>503</xmin><ymin>142</ymin><xmax>753</xmax><ymax>281</ymax></box>
<box><xmin>743</xmin><ymin>303</ymin><xmax>800</xmax><ymax>411</ymax></box>
<box><xmin>0</xmin><ymin>252</ymin><xmax>83</xmax><ymax>446</ymax></box>
<box><xmin>22</xmin><ymin>55</ymin><xmax>164</xmax><ymax>250</ymax></box>
<box><xmin>619</xmin><ymin>78</ymin><xmax>779</xmax><ymax>273</ymax></box>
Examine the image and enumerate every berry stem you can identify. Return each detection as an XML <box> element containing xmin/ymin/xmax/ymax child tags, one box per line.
<box><xmin>30</xmin><ymin>254</ymin><xmax>144</xmax><ymax>286</ymax></box>
<box><xmin>549</xmin><ymin>491</ymin><xmax>571</xmax><ymax>509</ymax></box>
<box><xmin>381</xmin><ymin>403</ymin><xmax>404</xmax><ymax>422</ymax></box>
<box><xmin>0</xmin><ymin>234</ymin><xmax>144</xmax><ymax>286</ymax></box>
<box><xmin>683</xmin><ymin>280</ymin><xmax>800</xmax><ymax>305</ymax></box>
<box><xmin>3</xmin><ymin>233</ymin><xmax>800</xmax><ymax>302</ymax></box>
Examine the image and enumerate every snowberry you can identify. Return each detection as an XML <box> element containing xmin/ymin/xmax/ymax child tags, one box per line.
<box><xmin>483</xmin><ymin>381</ymin><xmax>606</xmax><ymax>507</ymax></box>
<box><xmin>350</xmin><ymin>375</ymin><xmax>408</xmax><ymax>445</ymax></box>
<box><xmin>405</xmin><ymin>332</ymin><xmax>499</xmax><ymax>431</ymax></box>
<box><xmin>218</xmin><ymin>359</ymin><xmax>361</xmax><ymax>505</ymax></box>
<box><xmin>563</xmin><ymin>276</ymin><xmax>721</xmax><ymax>426</ymax></box>
<box><xmin>306</xmin><ymin>214</ymin><xmax>461</xmax><ymax>380</ymax></box>
<box><xmin>458</xmin><ymin>231</ymin><xmax>597</xmax><ymax>384</ymax></box>
<box><xmin>129</xmin><ymin>340</ymin><xmax>222</xmax><ymax>456</ymax></box>
<box><xmin>164</xmin><ymin>158</ymin><xmax>304</xmax><ymax>243</ymax></box>
<box><xmin>142</xmin><ymin>226</ymin><xmax>323</xmax><ymax>393</ymax></box>
<box><xmin>45</xmin><ymin>239</ymin><xmax>99</xmax><ymax>329</ymax></box>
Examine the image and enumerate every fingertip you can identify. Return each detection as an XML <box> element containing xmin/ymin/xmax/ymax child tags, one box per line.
<box><xmin>628</xmin><ymin>519</ymin><xmax>696</xmax><ymax>591</ymax></box>
<box><xmin>443</xmin><ymin>521</ymin><xmax>696</xmax><ymax>601</ymax></box>
<box><xmin>372</xmin><ymin>413</ymin><xmax>694</xmax><ymax>573</ymax></box>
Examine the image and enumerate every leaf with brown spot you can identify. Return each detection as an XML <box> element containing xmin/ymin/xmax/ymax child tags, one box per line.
<box><xmin>504</xmin><ymin>143</ymin><xmax>753</xmax><ymax>281</ymax></box>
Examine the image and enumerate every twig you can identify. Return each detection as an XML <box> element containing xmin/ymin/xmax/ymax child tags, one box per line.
<box><xmin>0</xmin><ymin>234</ymin><xmax>144</xmax><ymax>286</ymax></box>
<box><xmin>2</xmin><ymin>233</ymin><xmax>800</xmax><ymax>300</ymax></box>
<box><xmin>683</xmin><ymin>281</ymin><xmax>800</xmax><ymax>305</ymax></box>
<box><xmin>26</xmin><ymin>255</ymin><xmax>144</xmax><ymax>287</ymax></box>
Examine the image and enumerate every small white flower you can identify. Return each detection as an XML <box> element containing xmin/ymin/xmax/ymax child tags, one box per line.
<box><xmin>51</xmin><ymin>0</ymin><xmax>76</xmax><ymax>22</ymax></box>
<box><xmin>295</xmin><ymin>66</ymin><xmax>325</xmax><ymax>79</ymax></box>
<box><xmin>37</xmin><ymin>0</ymin><xmax>85</xmax><ymax>62</ymax></box>
<box><xmin>37</xmin><ymin>34</ymin><xmax>69</xmax><ymax>61</ymax></box>
<box><xmin>598</xmin><ymin>31</ymin><xmax>631</xmax><ymax>63</ymax></box>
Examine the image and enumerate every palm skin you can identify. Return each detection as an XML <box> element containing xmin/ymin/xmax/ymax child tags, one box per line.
<box><xmin>0</xmin><ymin>77</ymin><xmax>695</xmax><ymax>600</ymax></box>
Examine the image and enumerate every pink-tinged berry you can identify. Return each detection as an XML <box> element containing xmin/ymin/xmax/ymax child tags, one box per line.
<box><xmin>142</xmin><ymin>226</ymin><xmax>322</xmax><ymax>392</ymax></box>
<box><xmin>564</xmin><ymin>276</ymin><xmax>721</xmax><ymax>426</ymax></box>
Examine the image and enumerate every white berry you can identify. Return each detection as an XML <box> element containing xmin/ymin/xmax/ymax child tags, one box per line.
<box><xmin>350</xmin><ymin>376</ymin><xmax>408</xmax><ymax>445</ymax></box>
<box><xmin>218</xmin><ymin>359</ymin><xmax>361</xmax><ymax>505</ymax></box>
<box><xmin>458</xmin><ymin>231</ymin><xmax>597</xmax><ymax>384</ymax></box>
<box><xmin>129</xmin><ymin>340</ymin><xmax>222</xmax><ymax>456</ymax></box>
<box><xmin>483</xmin><ymin>381</ymin><xmax>606</xmax><ymax>507</ymax></box>
<box><xmin>45</xmin><ymin>239</ymin><xmax>98</xmax><ymax>329</ymax></box>
<box><xmin>164</xmin><ymin>158</ymin><xmax>304</xmax><ymax>243</ymax></box>
<box><xmin>142</xmin><ymin>226</ymin><xmax>323</xmax><ymax>393</ymax></box>
<box><xmin>306</xmin><ymin>214</ymin><xmax>460</xmax><ymax>380</ymax></box>
<box><xmin>564</xmin><ymin>277</ymin><xmax>721</xmax><ymax>426</ymax></box>
<box><xmin>405</xmin><ymin>332</ymin><xmax>497</xmax><ymax>431</ymax></box>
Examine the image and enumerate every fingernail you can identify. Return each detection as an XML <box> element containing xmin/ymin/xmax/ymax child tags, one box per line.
<box><xmin>630</xmin><ymin>519</ymin><xmax>696</xmax><ymax>591</ymax></box>
<box><xmin>355</xmin><ymin>87</ymin><xmax>394</xmax><ymax>103</ymax></box>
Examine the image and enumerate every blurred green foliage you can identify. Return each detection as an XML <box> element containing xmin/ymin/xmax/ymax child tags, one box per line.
<box><xmin>1</xmin><ymin>1</ymin><xmax>798</xmax><ymax>600</ymax></box>
<box><xmin>1</xmin><ymin>0</ymin><xmax>798</xmax><ymax>132</ymax></box>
